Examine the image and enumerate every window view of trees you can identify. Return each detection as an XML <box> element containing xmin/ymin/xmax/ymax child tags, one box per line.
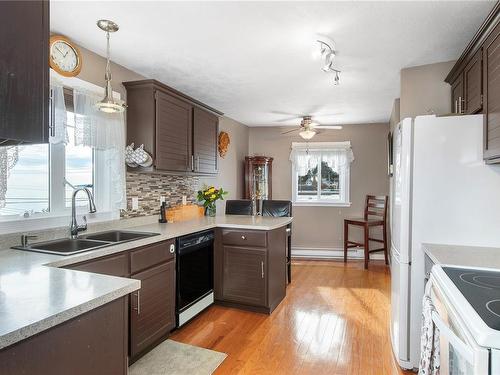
<box><xmin>298</xmin><ymin>160</ymin><xmax>339</xmax><ymax>198</ymax></box>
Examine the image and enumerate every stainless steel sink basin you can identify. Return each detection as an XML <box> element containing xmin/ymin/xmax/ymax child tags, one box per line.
<box><xmin>12</xmin><ymin>230</ymin><xmax>159</xmax><ymax>256</ymax></box>
<box><xmin>82</xmin><ymin>230</ymin><xmax>157</xmax><ymax>243</ymax></box>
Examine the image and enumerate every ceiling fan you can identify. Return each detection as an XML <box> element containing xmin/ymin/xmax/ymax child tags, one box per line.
<box><xmin>281</xmin><ymin>115</ymin><xmax>343</xmax><ymax>140</ymax></box>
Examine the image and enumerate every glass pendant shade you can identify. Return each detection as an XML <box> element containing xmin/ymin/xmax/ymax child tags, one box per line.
<box><xmin>299</xmin><ymin>129</ymin><xmax>316</xmax><ymax>140</ymax></box>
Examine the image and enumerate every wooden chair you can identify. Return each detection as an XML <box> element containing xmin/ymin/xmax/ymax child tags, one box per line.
<box><xmin>344</xmin><ymin>195</ymin><xmax>389</xmax><ymax>269</ymax></box>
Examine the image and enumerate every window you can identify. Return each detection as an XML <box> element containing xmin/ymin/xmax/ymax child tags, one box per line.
<box><xmin>0</xmin><ymin>112</ymin><xmax>95</xmax><ymax>217</ymax></box>
<box><xmin>290</xmin><ymin>142</ymin><xmax>353</xmax><ymax>206</ymax></box>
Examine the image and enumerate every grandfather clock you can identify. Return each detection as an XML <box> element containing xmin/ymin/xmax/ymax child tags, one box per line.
<box><xmin>244</xmin><ymin>156</ymin><xmax>273</xmax><ymax>204</ymax></box>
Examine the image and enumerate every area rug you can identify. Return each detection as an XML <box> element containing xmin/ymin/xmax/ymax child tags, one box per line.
<box><xmin>129</xmin><ymin>339</ymin><xmax>227</xmax><ymax>375</ymax></box>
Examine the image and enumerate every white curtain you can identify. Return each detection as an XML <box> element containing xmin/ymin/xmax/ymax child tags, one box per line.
<box><xmin>289</xmin><ymin>142</ymin><xmax>354</xmax><ymax>175</ymax></box>
<box><xmin>73</xmin><ymin>89</ymin><xmax>126</xmax><ymax>210</ymax></box>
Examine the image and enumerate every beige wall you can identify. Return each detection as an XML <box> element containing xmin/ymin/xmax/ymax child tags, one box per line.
<box><xmin>400</xmin><ymin>60</ymin><xmax>455</xmax><ymax>120</ymax></box>
<box><xmin>248</xmin><ymin>124</ymin><xmax>390</xmax><ymax>250</ymax></box>
<box><xmin>200</xmin><ymin>116</ymin><xmax>249</xmax><ymax>212</ymax></box>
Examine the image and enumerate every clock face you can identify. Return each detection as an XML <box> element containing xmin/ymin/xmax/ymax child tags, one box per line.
<box><xmin>50</xmin><ymin>40</ymin><xmax>79</xmax><ymax>73</ymax></box>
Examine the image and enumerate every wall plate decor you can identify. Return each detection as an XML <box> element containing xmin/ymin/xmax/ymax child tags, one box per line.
<box><xmin>218</xmin><ymin>131</ymin><xmax>230</xmax><ymax>158</ymax></box>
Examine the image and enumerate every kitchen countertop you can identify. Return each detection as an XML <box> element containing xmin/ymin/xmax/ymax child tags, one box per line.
<box><xmin>423</xmin><ymin>243</ymin><xmax>500</xmax><ymax>269</ymax></box>
<box><xmin>0</xmin><ymin>214</ymin><xmax>292</xmax><ymax>350</ymax></box>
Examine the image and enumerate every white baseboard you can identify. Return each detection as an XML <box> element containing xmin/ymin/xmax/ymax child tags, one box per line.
<box><xmin>291</xmin><ymin>246</ymin><xmax>385</xmax><ymax>260</ymax></box>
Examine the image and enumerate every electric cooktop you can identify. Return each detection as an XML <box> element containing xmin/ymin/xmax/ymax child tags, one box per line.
<box><xmin>444</xmin><ymin>267</ymin><xmax>500</xmax><ymax>331</ymax></box>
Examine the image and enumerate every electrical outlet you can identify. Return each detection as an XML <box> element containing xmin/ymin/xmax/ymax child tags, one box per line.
<box><xmin>131</xmin><ymin>196</ymin><xmax>139</xmax><ymax>210</ymax></box>
<box><xmin>182</xmin><ymin>195</ymin><xmax>187</xmax><ymax>205</ymax></box>
<box><xmin>160</xmin><ymin>196</ymin><xmax>166</xmax><ymax>204</ymax></box>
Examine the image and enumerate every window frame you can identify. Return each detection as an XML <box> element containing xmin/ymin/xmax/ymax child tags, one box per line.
<box><xmin>291</xmin><ymin>142</ymin><xmax>352</xmax><ymax>207</ymax></box>
<box><xmin>0</xmin><ymin>74</ymin><xmax>122</xmax><ymax>233</ymax></box>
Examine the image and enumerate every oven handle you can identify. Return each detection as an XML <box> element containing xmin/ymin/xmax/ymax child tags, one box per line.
<box><xmin>431</xmin><ymin>311</ymin><xmax>474</xmax><ymax>364</ymax></box>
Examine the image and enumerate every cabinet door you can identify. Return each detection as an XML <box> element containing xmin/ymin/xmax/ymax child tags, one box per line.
<box><xmin>222</xmin><ymin>246</ymin><xmax>267</xmax><ymax>307</ymax></box>
<box><xmin>130</xmin><ymin>260</ymin><xmax>175</xmax><ymax>359</ymax></box>
<box><xmin>193</xmin><ymin>107</ymin><xmax>218</xmax><ymax>174</ymax></box>
<box><xmin>155</xmin><ymin>91</ymin><xmax>192</xmax><ymax>172</ymax></box>
<box><xmin>450</xmin><ymin>74</ymin><xmax>464</xmax><ymax>114</ymax></box>
<box><xmin>0</xmin><ymin>1</ymin><xmax>49</xmax><ymax>144</ymax></box>
<box><xmin>464</xmin><ymin>49</ymin><xmax>483</xmax><ymax>114</ymax></box>
<box><xmin>483</xmin><ymin>22</ymin><xmax>500</xmax><ymax>161</ymax></box>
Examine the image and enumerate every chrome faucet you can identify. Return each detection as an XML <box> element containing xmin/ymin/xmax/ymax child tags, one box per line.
<box><xmin>70</xmin><ymin>187</ymin><xmax>97</xmax><ymax>239</ymax></box>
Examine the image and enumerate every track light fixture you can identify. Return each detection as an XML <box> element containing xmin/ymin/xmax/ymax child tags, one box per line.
<box><xmin>316</xmin><ymin>35</ymin><xmax>341</xmax><ymax>85</ymax></box>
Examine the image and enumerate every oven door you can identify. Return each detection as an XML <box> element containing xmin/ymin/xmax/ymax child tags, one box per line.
<box><xmin>430</xmin><ymin>278</ymin><xmax>489</xmax><ymax>375</ymax></box>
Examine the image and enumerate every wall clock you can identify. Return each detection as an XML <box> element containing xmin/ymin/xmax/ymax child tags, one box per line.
<box><xmin>49</xmin><ymin>35</ymin><xmax>82</xmax><ymax>77</ymax></box>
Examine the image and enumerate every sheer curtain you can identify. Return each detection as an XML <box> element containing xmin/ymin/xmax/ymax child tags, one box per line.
<box><xmin>73</xmin><ymin>89</ymin><xmax>126</xmax><ymax>211</ymax></box>
<box><xmin>289</xmin><ymin>142</ymin><xmax>354</xmax><ymax>174</ymax></box>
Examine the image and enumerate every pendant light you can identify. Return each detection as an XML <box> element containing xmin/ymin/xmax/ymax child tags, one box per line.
<box><xmin>95</xmin><ymin>19</ymin><xmax>125</xmax><ymax>113</ymax></box>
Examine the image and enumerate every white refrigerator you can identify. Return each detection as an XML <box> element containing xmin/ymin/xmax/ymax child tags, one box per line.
<box><xmin>390</xmin><ymin>114</ymin><xmax>500</xmax><ymax>370</ymax></box>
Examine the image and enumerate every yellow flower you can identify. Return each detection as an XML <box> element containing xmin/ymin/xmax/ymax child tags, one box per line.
<box><xmin>208</xmin><ymin>187</ymin><xmax>215</xmax><ymax>193</ymax></box>
<box><xmin>210</xmin><ymin>194</ymin><xmax>216</xmax><ymax>199</ymax></box>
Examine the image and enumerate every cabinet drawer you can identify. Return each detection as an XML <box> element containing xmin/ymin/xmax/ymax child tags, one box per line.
<box><xmin>68</xmin><ymin>253</ymin><xmax>129</xmax><ymax>277</ymax></box>
<box><xmin>221</xmin><ymin>229</ymin><xmax>267</xmax><ymax>248</ymax></box>
<box><xmin>130</xmin><ymin>240</ymin><xmax>175</xmax><ymax>274</ymax></box>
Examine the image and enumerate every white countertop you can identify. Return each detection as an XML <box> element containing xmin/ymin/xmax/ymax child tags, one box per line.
<box><xmin>0</xmin><ymin>215</ymin><xmax>292</xmax><ymax>349</ymax></box>
<box><xmin>422</xmin><ymin>243</ymin><xmax>500</xmax><ymax>269</ymax></box>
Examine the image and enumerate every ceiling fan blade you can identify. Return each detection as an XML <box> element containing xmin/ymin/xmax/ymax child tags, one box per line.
<box><xmin>313</xmin><ymin>125</ymin><xmax>343</xmax><ymax>130</ymax></box>
<box><xmin>281</xmin><ymin>128</ymin><xmax>301</xmax><ymax>135</ymax></box>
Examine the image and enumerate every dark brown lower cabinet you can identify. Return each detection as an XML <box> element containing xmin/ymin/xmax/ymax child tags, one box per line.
<box><xmin>214</xmin><ymin>227</ymin><xmax>287</xmax><ymax>314</ymax></box>
<box><xmin>130</xmin><ymin>259</ymin><xmax>176</xmax><ymax>360</ymax></box>
<box><xmin>0</xmin><ymin>297</ymin><xmax>128</xmax><ymax>375</ymax></box>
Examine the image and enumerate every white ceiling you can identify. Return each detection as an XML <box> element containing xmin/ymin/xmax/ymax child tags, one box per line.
<box><xmin>51</xmin><ymin>1</ymin><xmax>494</xmax><ymax>127</ymax></box>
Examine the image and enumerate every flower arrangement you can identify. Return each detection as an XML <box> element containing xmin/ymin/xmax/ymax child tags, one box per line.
<box><xmin>197</xmin><ymin>185</ymin><xmax>228</xmax><ymax>217</ymax></box>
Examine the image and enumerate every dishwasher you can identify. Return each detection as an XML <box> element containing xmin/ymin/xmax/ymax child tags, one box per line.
<box><xmin>175</xmin><ymin>229</ymin><xmax>214</xmax><ymax>327</ymax></box>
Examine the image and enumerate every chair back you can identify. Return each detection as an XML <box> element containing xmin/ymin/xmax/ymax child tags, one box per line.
<box><xmin>261</xmin><ymin>200</ymin><xmax>292</xmax><ymax>217</ymax></box>
<box><xmin>364</xmin><ymin>195</ymin><xmax>388</xmax><ymax>221</ymax></box>
<box><xmin>225</xmin><ymin>200</ymin><xmax>253</xmax><ymax>215</ymax></box>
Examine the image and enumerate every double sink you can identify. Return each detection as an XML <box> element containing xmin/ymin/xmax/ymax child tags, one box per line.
<box><xmin>13</xmin><ymin>230</ymin><xmax>159</xmax><ymax>256</ymax></box>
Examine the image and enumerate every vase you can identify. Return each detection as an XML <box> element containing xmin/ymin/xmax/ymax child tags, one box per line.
<box><xmin>206</xmin><ymin>203</ymin><xmax>216</xmax><ymax>217</ymax></box>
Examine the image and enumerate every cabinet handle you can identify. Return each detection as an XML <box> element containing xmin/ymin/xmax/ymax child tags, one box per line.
<box><xmin>169</xmin><ymin>243</ymin><xmax>175</xmax><ymax>254</ymax></box>
<box><xmin>458</xmin><ymin>96</ymin><xmax>463</xmax><ymax>114</ymax></box>
<box><xmin>454</xmin><ymin>99</ymin><xmax>458</xmax><ymax>114</ymax></box>
<box><xmin>191</xmin><ymin>155</ymin><xmax>194</xmax><ymax>171</ymax></box>
<box><xmin>261</xmin><ymin>261</ymin><xmax>264</xmax><ymax>279</ymax></box>
<box><xmin>49</xmin><ymin>88</ymin><xmax>55</xmax><ymax>137</ymax></box>
<box><xmin>241</xmin><ymin>235</ymin><xmax>246</xmax><ymax>240</ymax></box>
<box><xmin>134</xmin><ymin>290</ymin><xmax>141</xmax><ymax>315</ymax></box>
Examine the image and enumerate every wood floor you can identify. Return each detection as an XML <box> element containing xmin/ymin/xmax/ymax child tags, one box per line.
<box><xmin>170</xmin><ymin>260</ymin><xmax>414</xmax><ymax>375</ymax></box>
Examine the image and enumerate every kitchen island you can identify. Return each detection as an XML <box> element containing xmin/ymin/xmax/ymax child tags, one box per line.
<box><xmin>0</xmin><ymin>215</ymin><xmax>292</xmax><ymax>373</ymax></box>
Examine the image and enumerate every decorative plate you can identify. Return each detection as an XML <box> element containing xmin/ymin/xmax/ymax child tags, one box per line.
<box><xmin>218</xmin><ymin>131</ymin><xmax>230</xmax><ymax>158</ymax></box>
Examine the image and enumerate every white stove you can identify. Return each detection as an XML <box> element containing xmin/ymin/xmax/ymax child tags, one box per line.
<box><xmin>430</xmin><ymin>265</ymin><xmax>500</xmax><ymax>374</ymax></box>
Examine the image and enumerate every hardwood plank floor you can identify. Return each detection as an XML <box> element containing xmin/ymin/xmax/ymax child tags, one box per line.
<box><xmin>170</xmin><ymin>260</ymin><xmax>414</xmax><ymax>374</ymax></box>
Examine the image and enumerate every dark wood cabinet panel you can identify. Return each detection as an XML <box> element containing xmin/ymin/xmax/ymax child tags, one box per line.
<box><xmin>130</xmin><ymin>239</ymin><xmax>175</xmax><ymax>274</ymax></box>
<box><xmin>221</xmin><ymin>246</ymin><xmax>267</xmax><ymax>307</ymax></box>
<box><xmin>483</xmin><ymin>21</ymin><xmax>500</xmax><ymax>162</ymax></box>
<box><xmin>464</xmin><ymin>49</ymin><xmax>483</xmax><ymax>114</ymax></box>
<box><xmin>130</xmin><ymin>260</ymin><xmax>175</xmax><ymax>359</ymax></box>
<box><xmin>0</xmin><ymin>0</ymin><xmax>49</xmax><ymax>144</ymax></box>
<box><xmin>0</xmin><ymin>298</ymin><xmax>128</xmax><ymax>375</ymax></box>
<box><xmin>124</xmin><ymin>79</ymin><xmax>222</xmax><ymax>175</ymax></box>
<box><xmin>450</xmin><ymin>74</ymin><xmax>464</xmax><ymax>114</ymax></box>
<box><xmin>215</xmin><ymin>227</ymin><xmax>287</xmax><ymax>313</ymax></box>
<box><xmin>66</xmin><ymin>253</ymin><xmax>130</xmax><ymax>277</ymax></box>
<box><xmin>155</xmin><ymin>91</ymin><xmax>193</xmax><ymax>172</ymax></box>
<box><xmin>193</xmin><ymin>107</ymin><xmax>218</xmax><ymax>174</ymax></box>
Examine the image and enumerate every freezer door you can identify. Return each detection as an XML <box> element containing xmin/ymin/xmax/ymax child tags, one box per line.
<box><xmin>390</xmin><ymin>247</ymin><xmax>413</xmax><ymax>369</ymax></box>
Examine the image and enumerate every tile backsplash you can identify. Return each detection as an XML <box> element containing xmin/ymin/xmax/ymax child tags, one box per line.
<box><xmin>122</xmin><ymin>172</ymin><xmax>200</xmax><ymax>218</ymax></box>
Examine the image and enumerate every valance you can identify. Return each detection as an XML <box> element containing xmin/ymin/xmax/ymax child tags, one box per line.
<box><xmin>289</xmin><ymin>142</ymin><xmax>354</xmax><ymax>175</ymax></box>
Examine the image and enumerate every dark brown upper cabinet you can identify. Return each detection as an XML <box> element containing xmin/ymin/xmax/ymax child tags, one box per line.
<box><xmin>0</xmin><ymin>1</ymin><xmax>50</xmax><ymax>144</ymax></box>
<box><xmin>124</xmin><ymin>79</ymin><xmax>222</xmax><ymax>175</ymax></box>
<box><xmin>193</xmin><ymin>107</ymin><xmax>218</xmax><ymax>174</ymax></box>
<box><xmin>445</xmin><ymin>2</ymin><xmax>500</xmax><ymax>163</ymax></box>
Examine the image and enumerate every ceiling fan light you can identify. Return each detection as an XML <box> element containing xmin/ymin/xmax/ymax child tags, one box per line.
<box><xmin>299</xmin><ymin>129</ymin><xmax>316</xmax><ymax>140</ymax></box>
